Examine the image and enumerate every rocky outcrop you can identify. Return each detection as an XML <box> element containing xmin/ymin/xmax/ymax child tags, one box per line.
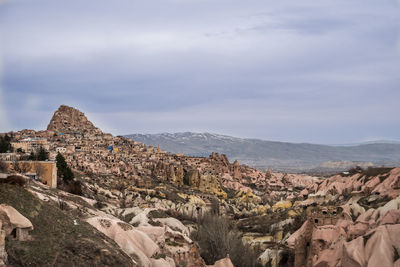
<box><xmin>0</xmin><ymin>204</ymin><xmax>33</xmax><ymax>240</ymax></box>
<box><xmin>209</xmin><ymin>153</ymin><xmax>230</xmax><ymax>170</ymax></box>
<box><xmin>175</xmin><ymin>166</ymin><xmax>184</xmax><ymax>185</ymax></box>
<box><xmin>287</xmin><ymin>195</ymin><xmax>400</xmax><ymax>267</ymax></box>
<box><xmin>47</xmin><ymin>105</ymin><xmax>101</xmax><ymax>134</ymax></box>
<box><xmin>232</xmin><ymin>160</ymin><xmax>242</xmax><ymax>181</ymax></box>
<box><xmin>316</xmin><ymin>168</ymin><xmax>400</xmax><ymax>198</ymax></box>
<box><xmin>207</xmin><ymin>256</ymin><xmax>234</xmax><ymax>267</ymax></box>
<box><xmin>265</xmin><ymin>168</ymin><xmax>272</xmax><ymax>180</ymax></box>
<box><xmin>86</xmin><ymin>211</ymin><xmax>208</xmax><ymax>267</ymax></box>
<box><xmin>0</xmin><ymin>204</ymin><xmax>33</xmax><ymax>266</ymax></box>
<box><xmin>87</xmin><ymin>216</ymin><xmax>162</xmax><ymax>266</ymax></box>
<box><xmin>185</xmin><ymin>170</ymin><xmax>200</xmax><ymax>187</ymax></box>
<box><xmin>199</xmin><ymin>173</ymin><xmax>227</xmax><ymax>198</ymax></box>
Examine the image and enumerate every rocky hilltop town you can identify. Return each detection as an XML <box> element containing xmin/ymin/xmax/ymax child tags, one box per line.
<box><xmin>0</xmin><ymin>105</ymin><xmax>400</xmax><ymax>267</ymax></box>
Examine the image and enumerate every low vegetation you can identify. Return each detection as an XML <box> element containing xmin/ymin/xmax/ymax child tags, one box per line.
<box><xmin>0</xmin><ymin>134</ymin><xmax>12</xmax><ymax>153</ymax></box>
<box><xmin>358</xmin><ymin>195</ymin><xmax>392</xmax><ymax>210</ymax></box>
<box><xmin>24</xmin><ymin>146</ymin><xmax>49</xmax><ymax>161</ymax></box>
<box><xmin>0</xmin><ymin>160</ymin><xmax>8</xmax><ymax>172</ymax></box>
<box><xmin>0</xmin><ymin>175</ymin><xmax>27</xmax><ymax>187</ymax></box>
<box><xmin>191</xmin><ymin>212</ymin><xmax>260</xmax><ymax>267</ymax></box>
<box><xmin>56</xmin><ymin>152</ymin><xmax>74</xmax><ymax>182</ymax></box>
<box><xmin>0</xmin><ymin>183</ymin><xmax>134</xmax><ymax>267</ymax></box>
<box><xmin>342</xmin><ymin>166</ymin><xmax>394</xmax><ymax>177</ymax></box>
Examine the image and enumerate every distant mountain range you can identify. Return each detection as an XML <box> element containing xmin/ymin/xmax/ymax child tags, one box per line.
<box><xmin>125</xmin><ymin>132</ymin><xmax>400</xmax><ymax>173</ymax></box>
<box><xmin>332</xmin><ymin>140</ymin><xmax>400</xmax><ymax>146</ymax></box>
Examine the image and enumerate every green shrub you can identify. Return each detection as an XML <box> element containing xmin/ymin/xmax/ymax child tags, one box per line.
<box><xmin>0</xmin><ymin>134</ymin><xmax>11</xmax><ymax>153</ymax></box>
<box><xmin>0</xmin><ymin>160</ymin><xmax>8</xmax><ymax>172</ymax></box>
<box><xmin>148</xmin><ymin>209</ymin><xmax>169</xmax><ymax>219</ymax></box>
<box><xmin>36</xmin><ymin>146</ymin><xmax>49</xmax><ymax>161</ymax></box>
<box><xmin>343</xmin><ymin>166</ymin><xmax>393</xmax><ymax>178</ymax></box>
<box><xmin>56</xmin><ymin>152</ymin><xmax>74</xmax><ymax>183</ymax></box>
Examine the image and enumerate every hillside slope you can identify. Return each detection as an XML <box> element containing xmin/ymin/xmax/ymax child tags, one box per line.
<box><xmin>126</xmin><ymin>132</ymin><xmax>400</xmax><ymax>172</ymax></box>
<box><xmin>0</xmin><ymin>183</ymin><xmax>134</xmax><ymax>267</ymax></box>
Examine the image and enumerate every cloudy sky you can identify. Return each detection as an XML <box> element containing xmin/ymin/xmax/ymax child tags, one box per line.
<box><xmin>0</xmin><ymin>0</ymin><xmax>399</xmax><ymax>144</ymax></box>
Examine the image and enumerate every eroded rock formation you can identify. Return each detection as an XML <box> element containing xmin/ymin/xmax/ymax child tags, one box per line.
<box><xmin>287</xmin><ymin>196</ymin><xmax>400</xmax><ymax>267</ymax></box>
<box><xmin>47</xmin><ymin>105</ymin><xmax>102</xmax><ymax>134</ymax></box>
<box><xmin>0</xmin><ymin>204</ymin><xmax>33</xmax><ymax>266</ymax></box>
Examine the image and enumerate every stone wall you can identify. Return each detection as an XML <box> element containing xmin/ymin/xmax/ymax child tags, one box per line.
<box><xmin>5</xmin><ymin>161</ymin><xmax>57</xmax><ymax>188</ymax></box>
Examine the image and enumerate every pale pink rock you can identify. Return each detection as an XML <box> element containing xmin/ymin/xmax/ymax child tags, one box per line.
<box><xmin>300</xmin><ymin>188</ymin><xmax>309</xmax><ymax>197</ymax></box>
<box><xmin>311</xmin><ymin>183</ymin><xmax>319</xmax><ymax>193</ymax></box>
<box><xmin>336</xmin><ymin>218</ymin><xmax>353</xmax><ymax>232</ymax></box>
<box><xmin>377</xmin><ymin>209</ymin><xmax>400</xmax><ymax>225</ymax></box>
<box><xmin>356</xmin><ymin>209</ymin><xmax>375</xmax><ymax>223</ymax></box>
<box><xmin>312</xmin><ymin>225</ymin><xmax>341</xmax><ymax>244</ymax></box>
<box><xmin>314</xmin><ymin>168</ymin><xmax>400</xmax><ymax>198</ymax></box>
<box><xmin>370</xmin><ymin>209</ymin><xmax>380</xmax><ymax>222</ymax></box>
<box><xmin>386</xmin><ymin>224</ymin><xmax>400</xmax><ymax>253</ymax></box>
<box><xmin>365</xmin><ymin>226</ymin><xmax>393</xmax><ymax>267</ymax></box>
<box><xmin>313</xmin><ymin>238</ymin><xmax>343</xmax><ymax>267</ymax></box>
<box><xmin>298</xmin><ymin>198</ymin><xmax>318</xmax><ymax>207</ymax></box>
<box><xmin>340</xmin><ymin>205</ymin><xmax>354</xmax><ymax>221</ymax></box>
<box><xmin>378</xmin><ymin>196</ymin><xmax>400</xmax><ymax>217</ymax></box>
<box><xmin>312</xmin><ymin>225</ymin><xmax>345</xmax><ymax>248</ymax></box>
<box><xmin>348</xmin><ymin>222</ymin><xmax>369</xmax><ymax>239</ymax></box>
<box><xmin>207</xmin><ymin>256</ymin><xmax>234</xmax><ymax>267</ymax></box>
<box><xmin>86</xmin><ymin>216</ymin><xmax>160</xmax><ymax>267</ymax></box>
<box><xmin>365</xmin><ymin>176</ymin><xmax>381</xmax><ymax>193</ymax></box>
<box><xmin>330</xmin><ymin>181</ymin><xmax>347</xmax><ymax>195</ymax></box>
<box><xmin>137</xmin><ymin>225</ymin><xmax>192</xmax><ymax>245</ymax></box>
<box><xmin>372</xmin><ymin>168</ymin><xmax>400</xmax><ymax>198</ymax></box>
<box><xmin>342</xmin><ymin>236</ymin><xmax>366</xmax><ymax>267</ymax></box>
<box><xmin>150</xmin><ymin>257</ymin><xmax>176</xmax><ymax>267</ymax></box>
<box><xmin>286</xmin><ymin>220</ymin><xmax>310</xmax><ymax>248</ymax></box>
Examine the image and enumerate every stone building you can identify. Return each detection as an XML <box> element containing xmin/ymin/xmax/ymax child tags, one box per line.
<box><xmin>6</xmin><ymin>105</ymin><xmax>272</xmax><ymax>196</ymax></box>
<box><xmin>0</xmin><ymin>153</ymin><xmax>19</xmax><ymax>162</ymax></box>
<box><xmin>293</xmin><ymin>206</ymin><xmax>344</xmax><ymax>267</ymax></box>
<box><xmin>5</xmin><ymin>161</ymin><xmax>57</xmax><ymax>188</ymax></box>
<box><xmin>11</xmin><ymin>138</ymin><xmax>49</xmax><ymax>153</ymax></box>
<box><xmin>308</xmin><ymin>206</ymin><xmax>343</xmax><ymax>226</ymax></box>
<box><xmin>56</xmin><ymin>147</ymin><xmax>67</xmax><ymax>153</ymax></box>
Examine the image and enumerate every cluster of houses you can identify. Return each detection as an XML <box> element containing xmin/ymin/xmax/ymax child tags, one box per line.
<box><xmin>1</xmin><ymin>105</ymin><xmax>276</xmax><ymax>195</ymax></box>
<box><xmin>1</xmin><ymin>126</ymin><xmax>276</xmax><ymax>196</ymax></box>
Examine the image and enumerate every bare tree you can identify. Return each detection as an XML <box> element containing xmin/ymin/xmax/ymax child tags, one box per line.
<box><xmin>0</xmin><ymin>160</ymin><xmax>8</xmax><ymax>173</ymax></box>
<box><xmin>12</xmin><ymin>161</ymin><xmax>31</xmax><ymax>174</ymax></box>
<box><xmin>34</xmin><ymin>162</ymin><xmax>46</xmax><ymax>180</ymax></box>
<box><xmin>210</xmin><ymin>198</ymin><xmax>220</xmax><ymax>215</ymax></box>
<box><xmin>191</xmin><ymin>212</ymin><xmax>259</xmax><ymax>266</ymax></box>
<box><xmin>58</xmin><ymin>195</ymin><xmax>66</xmax><ymax>210</ymax></box>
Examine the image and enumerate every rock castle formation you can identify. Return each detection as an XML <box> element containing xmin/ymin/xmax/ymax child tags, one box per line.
<box><xmin>47</xmin><ymin>105</ymin><xmax>102</xmax><ymax>134</ymax></box>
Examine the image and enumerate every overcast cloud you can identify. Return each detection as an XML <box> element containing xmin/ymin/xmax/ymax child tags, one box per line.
<box><xmin>0</xmin><ymin>0</ymin><xmax>399</xmax><ymax>143</ymax></box>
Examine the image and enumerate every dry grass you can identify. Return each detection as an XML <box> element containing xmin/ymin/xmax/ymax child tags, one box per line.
<box><xmin>0</xmin><ymin>183</ymin><xmax>134</xmax><ymax>267</ymax></box>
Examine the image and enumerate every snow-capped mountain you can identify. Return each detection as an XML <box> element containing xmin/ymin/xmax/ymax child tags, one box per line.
<box><xmin>125</xmin><ymin>132</ymin><xmax>400</xmax><ymax>173</ymax></box>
